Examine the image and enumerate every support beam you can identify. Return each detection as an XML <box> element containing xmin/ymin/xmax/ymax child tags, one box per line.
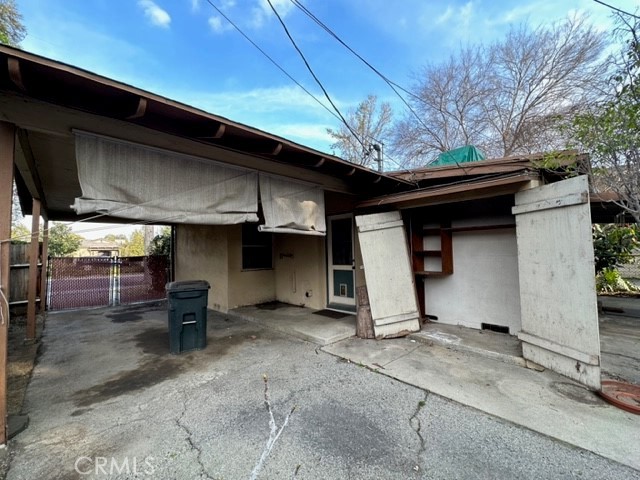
<box><xmin>213</xmin><ymin>123</ymin><xmax>226</xmax><ymax>139</ymax></box>
<box><xmin>0</xmin><ymin>121</ymin><xmax>16</xmax><ymax>446</ymax></box>
<box><xmin>15</xmin><ymin>129</ymin><xmax>48</xmax><ymax>216</ymax></box>
<box><xmin>40</xmin><ymin>219</ymin><xmax>48</xmax><ymax>314</ymax></box>
<box><xmin>126</xmin><ymin>97</ymin><xmax>147</xmax><ymax>120</ymax></box>
<box><xmin>271</xmin><ymin>143</ymin><xmax>283</xmax><ymax>156</ymax></box>
<box><xmin>26</xmin><ymin>198</ymin><xmax>41</xmax><ymax>341</ymax></box>
<box><xmin>7</xmin><ymin>58</ymin><xmax>26</xmax><ymax>92</ymax></box>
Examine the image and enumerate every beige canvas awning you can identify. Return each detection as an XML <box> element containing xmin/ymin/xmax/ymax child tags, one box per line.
<box><xmin>72</xmin><ymin>131</ymin><xmax>259</xmax><ymax>224</ymax></box>
<box><xmin>258</xmin><ymin>174</ymin><xmax>326</xmax><ymax>236</ymax></box>
<box><xmin>72</xmin><ymin>132</ymin><xmax>327</xmax><ymax>233</ymax></box>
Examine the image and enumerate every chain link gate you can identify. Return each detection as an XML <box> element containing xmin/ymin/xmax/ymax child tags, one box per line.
<box><xmin>47</xmin><ymin>256</ymin><xmax>169</xmax><ymax>311</ymax></box>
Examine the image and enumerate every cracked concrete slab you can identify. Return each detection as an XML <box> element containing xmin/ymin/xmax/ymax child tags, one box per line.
<box><xmin>7</xmin><ymin>304</ymin><xmax>639</xmax><ymax>479</ymax></box>
<box><xmin>323</xmin><ymin>336</ymin><xmax>640</xmax><ymax>472</ymax></box>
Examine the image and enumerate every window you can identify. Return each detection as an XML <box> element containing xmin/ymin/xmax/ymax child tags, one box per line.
<box><xmin>242</xmin><ymin>223</ymin><xmax>273</xmax><ymax>270</ymax></box>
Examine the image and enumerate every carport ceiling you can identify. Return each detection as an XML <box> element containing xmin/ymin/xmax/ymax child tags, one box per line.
<box><xmin>0</xmin><ymin>46</ymin><xmax>411</xmax><ymax>221</ymax></box>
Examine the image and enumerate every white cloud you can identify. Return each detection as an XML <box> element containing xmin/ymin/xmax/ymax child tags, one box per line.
<box><xmin>436</xmin><ymin>6</ymin><xmax>454</xmax><ymax>25</ymax></box>
<box><xmin>208</xmin><ymin>15</ymin><xmax>232</xmax><ymax>34</ymax></box>
<box><xmin>274</xmin><ymin>123</ymin><xmax>333</xmax><ymax>143</ymax></box>
<box><xmin>191</xmin><ymin>0</ymin><xmax>200</xmax><ymax>12</ymax></box>
<box><xmin>178</xmin><ymin>84</ymin><xmax>338</xmax><ymax>117</ymax></box>
<box><xmin>459</xmin><ymin>1</ymin><xmax>474</xmax><ymax>27</ymax></box>
<box><xmin>138</xmin><ymin>0</ymin><xmax>171</xmax><ymax>28</ymax></box>
<box><xmin>250</xmin><ymin>0</ymin><xmax>295</xmax><ymax>29</ymax></box>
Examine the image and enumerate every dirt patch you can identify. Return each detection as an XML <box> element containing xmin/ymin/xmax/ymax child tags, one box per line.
<box><xmin>106</xmin><ymin>302</ymin><xmax>166</xmax><ymax>323</ymax></box>
<box><xmin>72</xmin><ymin>328</ymin><xmax>261</xmax><ymax>408</ymax></box>
<box><xmin>72</xmin><ymin>357</ymin><xmax>185</xmax><ymax>407</ymax></box>
<box><xmin>107</xmin><ymin>312</ymin><xmax>143</xmax><ymax>323</ymax></box>
<box><xmin>8</xmin><ymin>316</ymin><xmax>44</xmax><ymax>415</ymax></box>
<box><xmin>134</xmin><ymin>327</ymin><xmax>170</xmax><ymax>356</ymax></box>
<box><xmin>551</xmin><ymin>382</ymin><xmax>606</xmax><ymax>406</ymax></box>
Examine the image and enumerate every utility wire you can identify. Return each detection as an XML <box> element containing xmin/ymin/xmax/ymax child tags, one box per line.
<box><xmin>289</xmin><ymin>1</ymin><xmax>440</xmax><ymax>138</ymax></box>
<box><xmin>204</xmin><ymin>0</ymin><xmax>341</xmax><ymax>122</ymax></box>
<box><xmin>288</xmin><ymin>0</ymin><xmax>464</xmax><ymax>174</ymax></box>
<box><xmin>593</xmin><ymin>0</ymin><xmax>640</xmax><ymax>19</ymax></box>
<box><xmin>265</xmin><ymin>0</ymin><xmax>368</xmax><ymax>154</ymax></box>
<box><xmin>205</xmin><ymin>0</ymin><xmax>412</xmax><ymax>174</ymax></box>
<box><xmin>267</xmin><ymin>0</ymin><xmax>421</xmax><ymax>177</ymax></box>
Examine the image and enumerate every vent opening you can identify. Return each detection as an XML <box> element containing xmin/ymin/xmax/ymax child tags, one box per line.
<box><xmin>481</xmin><ymin>323</ymin><xmax>509</xmax><ymax>334</ymax></box>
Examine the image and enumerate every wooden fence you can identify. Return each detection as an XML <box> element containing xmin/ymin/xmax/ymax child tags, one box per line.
<box><xmin>8</xmin><ymin>242</ymin><xmax>42</xmax><ymax>316</ymax></box>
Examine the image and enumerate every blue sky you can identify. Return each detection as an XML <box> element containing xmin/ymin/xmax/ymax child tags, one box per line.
<box><xmin>17</xmin><ymin>0</ymin><xmax>637</xmax><ymax>156</ymax></box>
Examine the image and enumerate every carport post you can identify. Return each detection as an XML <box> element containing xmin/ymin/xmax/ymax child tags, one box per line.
<box><xmin>40</xmin><ymin>219</ymin><xmax>48</xmax><ymax>314</ymax></box>
<box><xmin>26</xmin><ymin>198</ymin><xmax>41</xmax><ymax>341</ymax></box>
<box><xmin>0</xmin><ymin>121</ymin><xmax>16</xmax><ymax>445</ymax></box>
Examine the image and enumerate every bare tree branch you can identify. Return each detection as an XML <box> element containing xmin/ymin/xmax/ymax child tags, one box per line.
<box><xmin>327</xmin><ymin>94</ymin><xmax>392</xmax><ymax>166</ymax></box>
<box><xmin>392</xmin><ymin>15</ymin><xmax>608</xmax><ymax>167</ymax></box>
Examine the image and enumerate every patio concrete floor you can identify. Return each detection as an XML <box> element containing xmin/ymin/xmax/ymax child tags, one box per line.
<box><xmin>230</xmin><ymin>302</ymin><xmax>356</xmax><ymax>346</ymax></box>
<box><xmin>6</xmin><ymin>300</ymin><xmax>640</xmax><ymax>479</ymax></box>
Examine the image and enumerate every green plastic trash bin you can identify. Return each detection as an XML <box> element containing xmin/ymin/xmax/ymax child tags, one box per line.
<box><xmin>166</xmin><ymin>280</ymin><xmax>210</xmax><ymax>354</ymax></box>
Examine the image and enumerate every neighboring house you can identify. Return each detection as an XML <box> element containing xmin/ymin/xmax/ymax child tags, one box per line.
<box><xmin>0</xmin><ymin>46</ymin><xmax>622</xmax><ymax>391</ymax></box>
<box><xmin>76</xmin><ymin>239</ymin><xmax>121</xmax><ymax>257</ymax></box>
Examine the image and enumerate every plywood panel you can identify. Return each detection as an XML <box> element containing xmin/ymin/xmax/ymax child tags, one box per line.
<box><xmin>355</xmin><ymin>212</ymin><xmax>420</xmax><ymax>337</ymax></box>
<box><xmin>514</xmin><ymin>175</ymin><xmax>600</xmax><ymax>389</ymax></box>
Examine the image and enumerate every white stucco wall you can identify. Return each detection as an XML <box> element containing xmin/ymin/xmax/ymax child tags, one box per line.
<box><xmin>175</xmin><ymin>224</ymin><xmax>229</xmax><ymax>312</ymax></box>
<box><xmin>424</xmin><ymin>222</ymin><xmax>521</xmax><ymax>333</ymax></box>
<box><xmin>175</xmin><ymin>224</ymin><xmax>328</xmax><ymax>312</ymax></box>
<box><xmin>273</xmin><ymin>234</ymin><xmax>326</xmax><ymax>310</ymax></box>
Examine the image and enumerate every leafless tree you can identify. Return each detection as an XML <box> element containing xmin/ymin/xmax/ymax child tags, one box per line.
<box><xmin>327</xmin><ymin>94</ymin><xmax>392</xmax><ymax>167</ymax></box>
<box><xmin>393</xmin><ymin>15</ymin><xmax>609</xmax><ymax>166</ymax></box>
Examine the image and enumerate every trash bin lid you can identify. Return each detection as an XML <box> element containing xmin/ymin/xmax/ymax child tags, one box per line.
<box><xmin>166</xmin><ymin>280</ymin><xmax>210</xmax><ymax>292</ymax></box>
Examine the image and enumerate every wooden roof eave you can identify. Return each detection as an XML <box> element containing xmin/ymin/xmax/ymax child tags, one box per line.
<box><xmin>0</xmin><ymin>45</ymin><xmax>412</xmax><ymax>193</ymax></box>
<box><xmin>356</xmin><ymin>172</ymin><xmax>540</xmax><ymax>211</ymax></box>
<box><xmin>389</xmin><ymin>151</ymin><xmax>587</xmax><ymax>183</ymax></box>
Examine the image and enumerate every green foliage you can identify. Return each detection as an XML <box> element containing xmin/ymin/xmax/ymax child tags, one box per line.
<box><xmin>10</xmin><ymin>223</ymin><xmax>30</xmax><ymax>243</ymax></box>
<box><xmin>592</xmin><ymin>224</ymin><xmax>639</xmax><ymax>274</ymax></box>
<box><xmin>531</xmin><ymin>151</ymin><xmax>582</xmax><ymax>176</ymax></box>
<box><xmin>121</xmin><ymin>230</ymin><xmax>145</xmax><ymax>256</ymax></box>
<box><xmin>148</xmin><ymin>227</ymin><xmax>171</xmax><ymax>256</ymax></box>
<box><xmin>48</xmin><ymin>223</ymin><xmax>83</xmax><ymax>257</ymax></box>
<box><xmin>571</xmin><ymin>14</ymin><xmax>640</xmax><ymax>223</ymax></box>
<box><xmin>596</xmin><ymin>268</ymin><xmax>639</xmax><ymax>293</ymax></box>
<box><xmin>0</xmin><ymin>0</ymin><xmax>25</xmax><ymax>46</ymax></box>
<box><xmin>103</xmin><ymin>233</ymin><xmax>127</xmax><ymax>243</ymax></box>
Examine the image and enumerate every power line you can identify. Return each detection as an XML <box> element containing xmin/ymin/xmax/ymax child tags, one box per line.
<box><xmin>265</xmin><ymin>0</ymin><xmax>368</xmax><ymax>154</ymax></box>
<box><xmin>288</xmin><ymin>0</ymin><xmax>464</xmax><ymax>173</ymax></box>
<box><xmin>289</xmin><ymin>1</ymin><xmax>435</xmax><ymax>137</ymax></box>
<box><xmin>203</xmin><ymin>0</ymin><xmax>341</xmax><ymax>122</ymax></box>
<box><xmin>593</xmin><ymin>0</ymin><xmax>640</xmax><ymax>19</ymax></box>
<box><xmin>204</xmin><ymin>0</ymin><xmax>416</xmax><ymax>175</ymax></box>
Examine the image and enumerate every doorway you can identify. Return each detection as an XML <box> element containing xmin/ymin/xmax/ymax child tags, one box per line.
<box><xmin>327</xmin><ymin>215</ymin><xmax>356</xmax><ymax>311</ymax></box>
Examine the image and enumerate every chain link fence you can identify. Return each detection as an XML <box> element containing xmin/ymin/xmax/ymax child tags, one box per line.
<box><xmin>48</xmin><ymin>255</ymin><xmax>169</xmax><ymax>311</ymax></box>
<box><xmin>618</xmin><ymin>254</ymin><xmax>640</xmax><ymax>284</ymax></box>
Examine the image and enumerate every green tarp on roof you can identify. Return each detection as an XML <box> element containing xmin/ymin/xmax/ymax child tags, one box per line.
<box><xmin>428</xmin><ymin>145</ymin><xmax>485</xmax><ymax>167</ymax></box>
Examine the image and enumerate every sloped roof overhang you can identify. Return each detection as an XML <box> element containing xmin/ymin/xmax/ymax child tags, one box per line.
<box><xmin>0</xmin><ymin>46</ymin><xmax>411</xmax><ymax>221</ymax></box>
<box><xmin>357</xmin><ymin>172</ymin><xmax>540</xmax><ymax>210</ymax></box>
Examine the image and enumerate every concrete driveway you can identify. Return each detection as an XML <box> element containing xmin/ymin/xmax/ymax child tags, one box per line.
<box><xmin>8</xmin><ymin>303</ymin><xmax>638</xmax><ymax>479</ymax></box>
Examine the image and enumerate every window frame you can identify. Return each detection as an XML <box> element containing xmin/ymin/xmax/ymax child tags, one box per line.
<box><xmin>241</xmin><ymin>223</ymin><xmax>273</xmax><ymax>271</ymax></box>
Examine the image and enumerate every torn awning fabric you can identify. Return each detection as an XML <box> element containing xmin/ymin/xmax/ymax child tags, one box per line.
<box><xmin>71</xmin><ymin>132</ymin><xmax>326</xmax><ymax>234</ymax></box>
<box><xmin>72</xmin><ymin>132</ymin><xmax>259</xmax><ymax>224</ymax></box>
<box><xmin>258</xmin><ymin>174</ymin><xmax>326</xmax><ymax>236</ymax></box>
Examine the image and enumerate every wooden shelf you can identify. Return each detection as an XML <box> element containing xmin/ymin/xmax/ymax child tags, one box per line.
<box><xmin>425</xmin><ymin>224</ymin><xmax>515</xmax><ymax>234</ymax></box>
<box><xmin>414</xmin><ymin>271</ymin><xmax>448</xmax><ymax>277</ymax></box>
<box><xmin>413</xmin><ymin>249</ymin><xmax>442</xmax><ymax>257</ymax></box>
